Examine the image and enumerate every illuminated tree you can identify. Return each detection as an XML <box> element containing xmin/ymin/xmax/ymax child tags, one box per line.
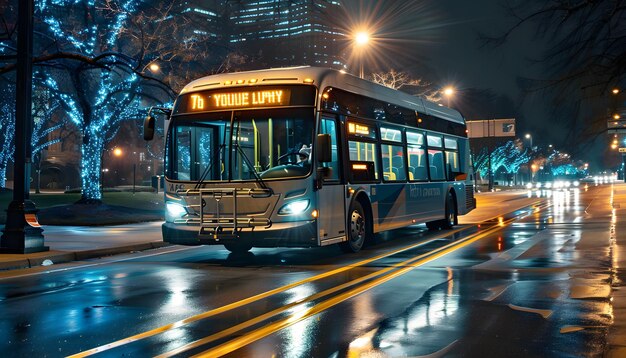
<box><xmin>473</xmin><ymin>141</ymin><xmax>530</xmax><ymax>182</ymax></box>
<box><xmin>501</xmin><ymin>140</ymin><xmax>531</xmax><ymax>174</ymax></box>
<box><xmin>0</xmin><ymin>83</ymin><xmax>64</xmax><ymax>189</ymax></box>
<box><xmin>8</xmin><ymin>1</ymin><xmax>191</xmax><ymax>202</ymax></box>
<box><xmin>0</xmin><ymin>87</ymin><xmax>15</xmax><ymax>188</ymax></box>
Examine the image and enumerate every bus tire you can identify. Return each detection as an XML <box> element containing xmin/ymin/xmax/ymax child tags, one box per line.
<box><xmin>340</xmin><ymin>200</ymin><xmax>368</xmax><ymax>253</ymax></box>
<box><xmin>224</xmin><ymin>242</ymin><xmax>252</xmax><ymax>254</ymax></box>
<box><xmin>441</xmin><ymin>192</ymin><xmax>456</xmax><ymax>230</ymax></box>
<box><xmin>426</xmin><ymin>192</ymin><xmax>456</xmax><ymax>230</ymax></box>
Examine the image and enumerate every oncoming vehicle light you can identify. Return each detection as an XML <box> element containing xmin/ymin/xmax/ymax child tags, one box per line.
<box><xmin>278</xmin><ymin>200</ymin><xmax>310</xmax><ymax>215</ymax></box>
<box><xmin>166</xmin><ymin>202</ymin><xmax>187</xmax><ymax>218</ymax></box>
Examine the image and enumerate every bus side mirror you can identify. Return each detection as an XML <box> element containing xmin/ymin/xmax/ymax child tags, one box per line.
<box><xmin>316</xmin><ymin>134</ymin><xmax>331</xmax><ymax>163</ymax></box>
<box><xmin>144</xmin><ymin>115</ymin><xmax>155</xmax><ymax>141</ymax></box>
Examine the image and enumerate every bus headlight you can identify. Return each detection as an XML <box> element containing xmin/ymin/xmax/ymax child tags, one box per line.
<box><xmin>278</xmin><ymin>200</ymin><xmax>309</xmax><ymax>215</ymax></box>
<box><xmin>166</xmin><ymin>202</ymin><xmax>187</xmax><ymax>218</ymax></box>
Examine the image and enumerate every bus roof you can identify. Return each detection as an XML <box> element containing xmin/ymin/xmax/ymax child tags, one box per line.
<box><xmin>181</xmin><ymin>66</ymin><xmax>465</xmax><ymax>125</ymax></box>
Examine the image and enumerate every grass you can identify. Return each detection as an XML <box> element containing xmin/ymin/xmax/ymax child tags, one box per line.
<box><xmin>0</xmin><ymin>189</ymin><xmax>164</xmax><ymax>225</ymax></box>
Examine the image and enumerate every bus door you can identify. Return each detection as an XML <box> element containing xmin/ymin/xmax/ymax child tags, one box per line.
<box><xmin>317</xmin><ymin>116</ymin><xmax>346</xmax><ymax>245</ymax></box>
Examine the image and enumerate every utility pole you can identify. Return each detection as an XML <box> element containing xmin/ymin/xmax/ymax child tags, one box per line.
<box><xmin>1</xmin><ymin>0</ymin><xmax>47</xmax><ymax>253</ymax></box>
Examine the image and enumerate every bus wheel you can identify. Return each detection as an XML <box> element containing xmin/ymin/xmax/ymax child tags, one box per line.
<box><xmin>224</xmin><ymin>242</ymin><xmax>252</xmax><ymax>254</ymax></box>
<box><xmin>341</xmin><ymin>201</ymin><xmax>368</xmax><ymax>253</ymax></box>
<box><xmin>441</xmin><ymin>192</ymin><xmax>456</xmax><ymax>229</ymax></box>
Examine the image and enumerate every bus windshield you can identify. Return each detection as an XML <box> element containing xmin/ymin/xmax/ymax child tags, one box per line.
<box><xmin>168</xmin><ymin>108</ymin><xmax>314</xmax><ymax>182</ymax></box>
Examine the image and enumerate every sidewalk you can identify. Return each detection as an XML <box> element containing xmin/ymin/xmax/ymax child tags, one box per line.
<box><xmin>0</xmin><ymin>221</ymin><xmax>167</xmax><ymax>271</ymax></box>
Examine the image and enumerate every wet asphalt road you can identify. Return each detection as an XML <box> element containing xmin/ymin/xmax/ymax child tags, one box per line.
<box><xmin>0</xmin><ymin>184</ymin><xmax>620</xmax><ymax>357</ymax></box>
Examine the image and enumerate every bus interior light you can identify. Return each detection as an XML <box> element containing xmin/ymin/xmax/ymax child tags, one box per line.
<box><xmin>303</xmin><ymin>78</ymin><xmax>314</xmax><ymax>83</ymax></box>
<box><xmin>312</xmin><ymin>209</ymin><xmax>319</xmax><ymax>218</ymax></box>
<box><xmin>236</xmin><ymin>79</ymin><xmax>245</xmax><ymax>84</ymax></box>
<box><xmin>249</xmin><ymin>79</ymin><xmax>258</xmax><ymax>83</ymax></box>
<box><xmin>224</xmin><ymin>80</ymin><xmax>232</xmax><ymax>85</ymax></box>
<box><xmin>352</xmin><ymin>164</ymin><xmax>368</xmax><ymax>170</ymax></box>
<box><xmin>278</xmin><ymin>200</ymin><xmax>310</xmax><ymax>215</ymax></box>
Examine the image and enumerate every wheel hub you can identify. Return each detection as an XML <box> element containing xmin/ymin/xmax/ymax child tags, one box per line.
<box><xmin>350</xmin><ymin>210</ymin><xmax>365</xmax><ymax>241</ymax></box>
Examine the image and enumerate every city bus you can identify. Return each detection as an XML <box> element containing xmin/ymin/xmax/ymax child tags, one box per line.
<box><xmin>144</xmin><ymin>66</ymin><xmax>476</xmax><ymax>253</ymax></box>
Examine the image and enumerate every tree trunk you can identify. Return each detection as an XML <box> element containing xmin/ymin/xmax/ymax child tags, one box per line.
<box><xmin>78</xmin><ymin>129</ymin><xmax>104</xmax><ymax>204</ymax></box>
<box><xmin>0</xmin><ymin>159</ymin><xmax>7</xmax><ymax>188</ymax></box>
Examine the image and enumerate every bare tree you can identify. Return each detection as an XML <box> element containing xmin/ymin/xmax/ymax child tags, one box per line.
<box><xmin>484</xmin><ymin>0</ymin><xmax>626</xmax><ymax>147</ymax></box>
<box><xmin>370</xmin><ymin>69</ymin><xmax>442</xmax><ymax>102</ymax></box>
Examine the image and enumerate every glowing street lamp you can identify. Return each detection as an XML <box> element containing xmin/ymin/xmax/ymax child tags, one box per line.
<box><xmin>113</xmin><ymin>147</ymin><xmax>123</xmax><ymax>157</ymax></box>
<box><xmin>353</xmin><ymin>31</ymin><xmax>370</xmax><ymax>79</ymax></box>
<box><xmin>443</xmin><ymin>86</ymin><xmax>455</xmax><ymax>107</ymax></box>
<box><xmin>613</xmin><ymin>88</ymin><xmax>620</xmax><ymax>95</ymax></box>
<box><xmin>355</xmin><ymin>32</ymin><xmax>369</xmax><ymax>46</ymax></box>
<box><xmin>525</xmin><ymin>133</ymin><xmax>533</xmax><ymax>150</ymax></box>
<box><xmin>149</xmin><ymin>63</ymin><xmax>160</xmax><ymax>72</ymax></box>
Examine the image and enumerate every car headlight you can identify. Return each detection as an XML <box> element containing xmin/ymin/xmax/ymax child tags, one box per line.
<box><xmin>278</xmin><ymin>200</ymin><xmax>310</xmax><ymax>215</ymax></box>
<box><xmin>166</xmin><ymin>202</ymin><xmax>187</xmax><ymax>218</ymax></box>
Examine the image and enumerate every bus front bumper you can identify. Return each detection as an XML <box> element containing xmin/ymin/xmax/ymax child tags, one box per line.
<box><xmin>162</xmin><ymin>220</ymin><xmax>318</xmax><ymax>248</ymax></box>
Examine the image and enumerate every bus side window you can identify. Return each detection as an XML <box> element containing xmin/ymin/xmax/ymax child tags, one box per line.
<box><xmin>320</xmin><ymin>118</ymin><xmax>340</xmax><ymax>180</ymax></box>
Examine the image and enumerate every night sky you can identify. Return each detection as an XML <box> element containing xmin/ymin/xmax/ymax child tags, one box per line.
<box><xmin>341</xmin><ymin>0</ymin><xmax>605</xmax><ymax>166</ymax></box>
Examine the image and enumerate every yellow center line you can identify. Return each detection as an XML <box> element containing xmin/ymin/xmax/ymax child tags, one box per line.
<box><xmin>68</xmin><ymin>197</ymin><xmax>548</xmax><ymax>358</ymax></box>
<box><xmin>67</xmin><ymin>227</ymin><xmax>466</xmax><ymax>358</ymax></box>
<box><xmin>192</xmin><ymin>218</ymin><xmax>516</xmax><ymax>357</ymax></box>
<box><xmin>158</xmin><ymin>218</ymin><xmax>513</xmax><ymax>358</ymax></box>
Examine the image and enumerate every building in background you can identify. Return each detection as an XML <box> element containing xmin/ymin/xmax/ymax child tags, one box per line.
<box><xmin>228</xmin><ymin>0</ymin><xmax>347</xmax><ymax>69</ymax></box>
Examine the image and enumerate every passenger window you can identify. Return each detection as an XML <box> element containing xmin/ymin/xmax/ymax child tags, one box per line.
<box><xmin>381</xmin><ymin>144</ymin><xmax>406</xmax><ymax>182</ymax></box>
<box><xmin>428</xmin><ymin>149</ymin><xmax>445</xmax><ymax>181</ymax></box>
<box><xmin>407</xmin><ymin>131</ymin><xmax>427</xmax><ymax>181</ymax></box>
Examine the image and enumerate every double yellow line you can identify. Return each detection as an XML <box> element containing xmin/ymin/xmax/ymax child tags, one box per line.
<box><xmin>68</xmin><ymin>227</ymin><xmax>467</xmax><ymax>358</ymax></box>
<box><xmin>186</xmin><ymin>217</ymin><xmax>516</xmax><ymax>357</ymax></box>
<box><xmin>70</xmin><ymin>201</ymin><xmax>543</xmax><ymax>358</ymax></box>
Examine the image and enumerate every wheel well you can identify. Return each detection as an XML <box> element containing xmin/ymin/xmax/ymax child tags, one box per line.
<box><xmin>355</xmin><ymin>192</ymin><xmax>373</xmax><ymax>233</ymax></box>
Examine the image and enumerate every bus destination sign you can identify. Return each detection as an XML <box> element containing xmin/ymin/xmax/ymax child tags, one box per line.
<box><xmin>189</xmin><ymin>89</ymin><xmax>291</xmax><ymax>111</ymax></box>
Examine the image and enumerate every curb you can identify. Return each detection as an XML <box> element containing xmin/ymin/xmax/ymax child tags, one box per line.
<box><xmin>0</xmin><ymin>241</ymin><xmax>171</xmax><ymax>271</ymax></box>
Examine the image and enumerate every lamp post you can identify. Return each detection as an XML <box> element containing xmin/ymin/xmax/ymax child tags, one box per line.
<box><xmin>1</xmin><ymin>0</ymin><xmax>47</xmax><ymax>253</ymax></box>
<box><xmin>525</xmin><ymin>134</ymin><xmax>533</xmax><ymax>183</ymax></box>
<box><xmin>525</xmin><ymin>133</ymin><xmax>533</xmax><ymax>149</ymax></box>
<box><xmin>354</xmin><ymin>31</ymin><xmax>369</xmax><ymax>79</ymax></box>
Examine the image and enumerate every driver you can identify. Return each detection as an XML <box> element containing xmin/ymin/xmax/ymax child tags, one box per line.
<box><xmin>297</xmin><ymin>146</ymin><xmax>311</xmax><ymax>168</ymax></box>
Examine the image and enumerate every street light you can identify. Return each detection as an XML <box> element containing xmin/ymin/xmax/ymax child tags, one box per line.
<box><xmin>148</xmin><ymin>63</ymin><xmax>160</xmax><ymax>72</ymax></box>
<box><xmin>525</xmin><ymin>133</ymin><xmax>533</xmax><ymax>149</ymax></box>
<box><xmin>353</xmin><ymin>31</ymin><xmax>370</xmax><ymax>79</ymax></box>
<box><xmin>443</xmin><ymin>86</ymin><xmax>455</xmax><ymax>107</ymax></box>
<box><xmin>613</xmin><ymin>88</ymin><xmax>620</xmax><ymax>95</ymax></box>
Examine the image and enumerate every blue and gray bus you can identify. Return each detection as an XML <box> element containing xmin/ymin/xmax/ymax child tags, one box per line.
<box><xmin>144</xmin><ymin>67</ymin><xmax>476</xmax><ymax>253</ymax></box>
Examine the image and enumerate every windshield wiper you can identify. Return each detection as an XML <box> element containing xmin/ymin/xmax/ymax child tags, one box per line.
<box><xmin>233</xmin><ymin>142</ymin><xmax>270</xmax><ymax>191</ymax></box>
<box><xmin>194</xmin><ymin>143</ymin><xmax>226</xmax><ymax>189</ymax></box>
